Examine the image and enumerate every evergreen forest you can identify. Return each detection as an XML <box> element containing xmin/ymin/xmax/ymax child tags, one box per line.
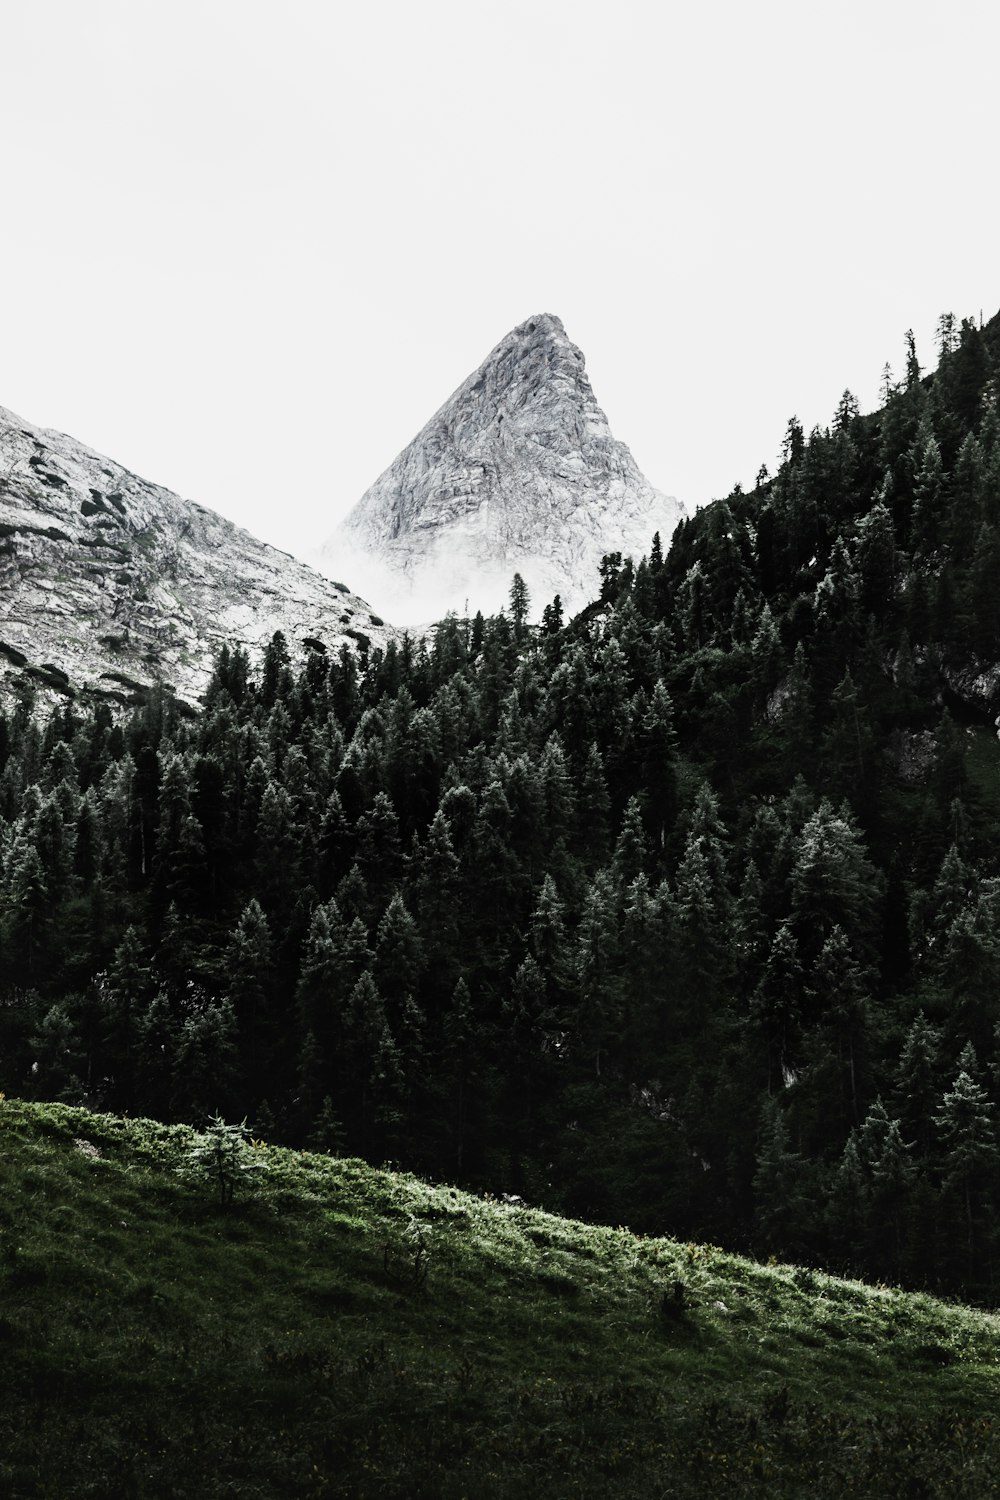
<box><xmin>5</xmin><ymin>308</ymin><xmax>1000</xmax><ymax>1305</ymax></box>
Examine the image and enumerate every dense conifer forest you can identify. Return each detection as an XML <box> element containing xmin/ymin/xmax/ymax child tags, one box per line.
<box><xmin>4</xmin><ymin>308</ymin><xmax>1000</xmax><ymax>1302</ymax></box>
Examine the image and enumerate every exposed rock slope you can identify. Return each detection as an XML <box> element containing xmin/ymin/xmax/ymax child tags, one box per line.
<box><xmin>0</xmin><ymin>404</ymin><xmax>393</xmax><ymax>706</ymax></box>
<box><xmin>321</xmin><ymin>314</ymin><xmax>685</xmax><ymax>623</ymax></box>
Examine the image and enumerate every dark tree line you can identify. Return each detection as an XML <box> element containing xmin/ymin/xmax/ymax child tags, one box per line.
<box><xmin>4</xmin><ymin>308</ymin><xmax>1000</xmax><ymax>1299</ymax></box>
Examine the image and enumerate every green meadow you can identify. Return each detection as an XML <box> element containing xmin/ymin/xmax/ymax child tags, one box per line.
<box><xmin>2</xmin><ymin>1098</ymin><xmax>999</xmax><ymax>1498</ymax></box>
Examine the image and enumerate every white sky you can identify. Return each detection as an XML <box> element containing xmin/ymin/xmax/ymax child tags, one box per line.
<box><xmin>2</xmin><ymin>0</ymin><xmax>997</xmax><ymax>559</ymax></box>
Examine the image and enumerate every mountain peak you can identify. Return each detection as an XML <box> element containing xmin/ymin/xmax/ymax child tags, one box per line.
<box><xmin>510</xmin><ymin>312</ymin><xmax>566</xmax><ymax>337</ymax></box>
<box><xmin>465</xmin><ymin>312</ymin><xmax>597</xmax><ymax>425</ymax></box>
<box><xmin>320</xmin><ymin>316</ymin><xmax>685</xmax><ymax>623</ymax></box>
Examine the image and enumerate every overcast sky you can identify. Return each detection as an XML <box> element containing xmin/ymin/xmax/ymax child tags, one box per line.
<box><xmin>3</xmin><ymin>0</ymin><xmax>997</xmax><ymax>559</ymax></box>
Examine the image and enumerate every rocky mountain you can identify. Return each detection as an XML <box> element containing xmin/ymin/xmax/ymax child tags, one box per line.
<box><xmin>321</xmin><ymin>314</ymin><xmax>685</xmax><ymax>623</ymax></box>
<box><xmin>0</xmin><ymin>404</ymin><xmax>394</xmax><ymax>708</ymax></box>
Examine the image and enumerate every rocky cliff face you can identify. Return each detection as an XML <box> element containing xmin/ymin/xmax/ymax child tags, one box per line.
<box><xmin>321</xmin><ymin>314</ymin><xmax>685</xmax><ymax>623</ymax></box>
<box><xmin>0</xmin><ymin>404</ymin><xmax>393</xmax><ymax>707</ymax></box>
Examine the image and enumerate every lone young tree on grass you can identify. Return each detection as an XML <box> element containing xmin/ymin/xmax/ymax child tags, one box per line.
<box><xmin>184</xmin><ymin>1115</ymin><xmax>266</xmax><ymax>1207</ymax></box>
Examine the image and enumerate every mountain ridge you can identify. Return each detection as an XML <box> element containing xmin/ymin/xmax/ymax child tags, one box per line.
<box><xmin>0</xmin><ymin>402</ymin><xmax>395</xmax><ymax>706</ymax></box>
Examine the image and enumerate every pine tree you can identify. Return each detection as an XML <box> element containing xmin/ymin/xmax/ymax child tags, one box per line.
<box><xmin>530</xmin><ymin>873</ymin><xmax>568</xmax><ymax>993</ymax></box>
<box><xmin>171</xmin><ymin>991</ymin><xmax>239</xmax><ymax>1121</ymax></box>
<box><xmin>183</xmin><ymin>1115</ymin><xmax>265</xmax><ymax>1207</ymax></box>
<box><xmin>471</xmin><ymin>779</ymin><xmax>521</xmax><ymax>967</ymax></box>
<box><xmin>316</xmin><ymin>789</ymin><xmax>351</xmax><ymax>895</ymax></box>
<box><xmin>826</xmin><ymin>1130</ymin><xmax>866</xmax><ymax>1268</ymax></box>
<box><xmin>374</xmin><ymin>894</ymin><xmax>424</xmax><ymax>1026</ymax></box>
<box><xmin>904</xmin><ymin>328</ymin><xmax>922</xmax><ymax>389</ymax></box>
<box><xmin>370</xmin><ymin>1019</ymin><xmax>406</xmax><ymax>1139</ymax></box>
<box><xmin>294</xmin><ymin>1028</ymin><xmax>326</xmax><ymax>1135</ymax></box>
<box><xmin>441</xmin><ymin>976</ymin><xmax>476</xmax><ymax>1175</ymax></box>
<box><xmin>805</xmin><ymin>924</ymin><xmax>868</xmax><ymax>1129</ymax></box>
<box><xmin>33</xmin><ymin>794</ymin><xmax>73</xmax><ymax>907</ymax></box>
<box><xmin>28</xmin><ymin>1000</ymin><xmax>85</xmax><ymax>1102</ymax></box>
<box><xmin>73</xmin><ymin>790</ymin><xmax>104</xmax><ymax>885</ymax></box>
<box><xmin>856</xmin><ymin>1099</ymin><xmax>914</xmax><ymax>1277</ymax></box>
<box><xmin>254</xmin><ymin>781</ymin><xmax>299</xmax><ymax>914</ymax></box>
<box><xmin>537</xmin><ymin>734</ymin><xmax>575</xmax><ymax>867</ymax></box>
<box><xmin>673</xmin><ymin>785</ymin><xmax>733</xmax><ymax>1010</ymax></box>
<box><xmin>544</xmin><ymin>647</ymin><xmax>594</xmax><ymax>765</ymax></box>
<box><xmin>750</xmin><ymin>922</ymin><xmax>803</xmax><ymax>1092</ymax></box>
<box><xmin>574</xmin><ymin>871</ymin><xmax>624</xmax><ymax>1078</ymax></box>
<box><xmin>855</xmin><ymin>495</ymin><xmax>897</xmax><ymax>614</ymax></box>
<box><xmin>540</xmin><ymin>594</ymin><xmax>564</xmax><ymax>634</ymax></box>
<box><xmin>788</xmin><ymin>801</ymin><xmax>882</xmax><ymax>973</ymax></box>
<box><xmin>612</xmin><ymin>796</ymin><xmax>647</xmax><ymax>886</ymax></box>
<box><xmin>734</xmin><ymin>858</ymin><xmax>766</xmax><ymax>979</ymax></box>
<box><xmin>509</xmin><ymin>573</ymin><xmax>530</xmax><ymax>641</ymax></box>
<box><xmin>750</xmin><ymin>602</ymin><xmax>783</xmax><ymax>702</ymax></box>
<box><xmin>296</xmin><ymin>899</ymin><xmax>349</xmax><ymax>1048</ymax></box>
<box><xmin>100</xmin><ymin>925</ymin><xmax>153</xmax><ymax>1103</ymax></box>
<box><xmin>891</xmin><ymin>1013</ymin><xmax>943</xmax><ymax>1159</ymax></box>
<box><xmin>910</xmin><ymin>431</ymin><xmax>945</xmax><ymax>555</ymax></box>
<box><xmin>335</xmin><ymin>863</ymin><xmax>370</xmax><ymax>927</ymax></box>
<box><xmin>819</xmin><ymin>671</ymin><xmax>877</xmax><ymax>805</ymax></box>
<box><xmin>134</xmin><ymin>988</ymin><xmax>178</xmax><ymax>1118</ymax></box>
<box><xmin>355</xmin><ymin>792</ymin><xmax>402</xmax><ymax>911</ymax></box>
<box><xmin>226</xmin><ymin>899</ymin><xmax>274</xmax><ymax>1075</ymax></box>
<box><xmin>260</xmin><ymin>630</ymin><xmax>292</xmax><ymax>709</ymax></box>
<box><xmin>934</xmin><ymin>1057</ymin><xmax>997</xmax><ymax>1283</ymax></box>
<box><xmin>306</xmin><ymin>1095</ymin><xmax>345</xmax><ymax>1155</ymax></box>
<box><xmin>575</xmin><ymin>743</ymin><xmax>610</xmax><ymax>865</ymax></box>
<box><xmin>3</xmin><ymin>844</ymin><xmax>49</xmax><ymax>979</ymax></box>
<box><xmin>752</xmin><ymin>1095</ymin><xmax>808</xmax><ymax>1257</ymax></box>
<box><xmin>499</xmin><ymin>951</ymin><xmax>539</xmax><ymax>1055</ymax></box>
<box><xmin>639</xmin><ymin>680</ymin><xmax>679</xmax><ymax>855</ymax></box>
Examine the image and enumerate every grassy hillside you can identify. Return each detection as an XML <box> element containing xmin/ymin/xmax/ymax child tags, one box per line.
<box><xmin>1</xmin><ymin>1099</ymin><xmax>999</xmax><ymax>1499</ymax></box>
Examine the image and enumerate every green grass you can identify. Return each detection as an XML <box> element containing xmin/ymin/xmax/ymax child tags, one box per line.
<box><xmin>2</xmin><ymin>1099</ymin><xmax>1000</xmax><ymax>1498</ymax></box>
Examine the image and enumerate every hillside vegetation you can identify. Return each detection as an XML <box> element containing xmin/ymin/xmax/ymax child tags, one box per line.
<box><xmin>5</xmin><ymin>309</ymin><xmax>1000</xmax><ymax>1304</ymax></box>
<box><xmin>2</xmin><ymin>1098</ymin><xmax>999</xmax><ymax>1498</ymax></box>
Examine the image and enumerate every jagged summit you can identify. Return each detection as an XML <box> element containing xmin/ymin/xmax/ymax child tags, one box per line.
<box><xmin>320</xmin><ymin>314</ymin><xmax>685</xmax><ymax>623</ymax></box>
<box><xmin>0</xmin><ymin>403</ymin><xmax>394</xmax><ymax>706</ymax></box>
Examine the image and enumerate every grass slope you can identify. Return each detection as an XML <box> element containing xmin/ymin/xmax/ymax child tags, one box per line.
<box><xmin>1</xmin><ymin>1100</ymin><xmax>999</xmax><ymax>1499</ymax></box>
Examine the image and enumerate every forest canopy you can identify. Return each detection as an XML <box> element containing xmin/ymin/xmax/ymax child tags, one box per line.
<box><xmin>4</xmin><ymin>309</ymin><xmax>1000</xmax><ymax>1301</ymax></box>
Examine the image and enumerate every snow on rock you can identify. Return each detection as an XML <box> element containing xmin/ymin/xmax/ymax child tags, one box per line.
<box><xmin>0</xmin><ymin>404</ymin><xmax>395</xmax><ymax>706</ymax></box>
<box><xmin>319</xmin><ymin>314</ymin><xmax>686</xmax><ymax>624</ymax></box>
